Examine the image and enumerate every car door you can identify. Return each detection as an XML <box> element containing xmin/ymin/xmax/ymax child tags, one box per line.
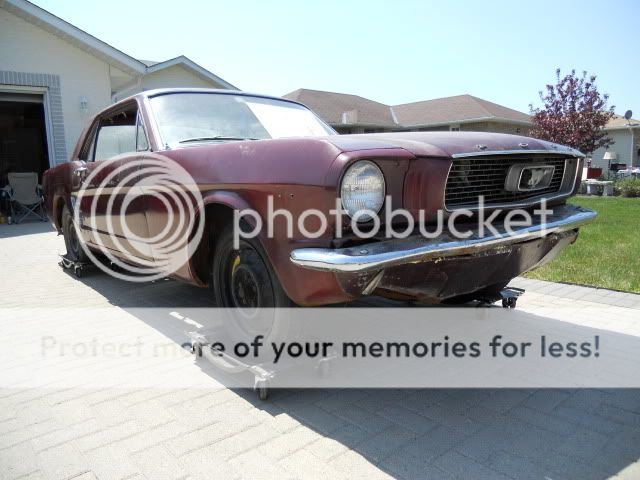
<box><xmin>75</xmin><ymin>103</ymin><xmax>153</xmax><ymax>264</ymax></box>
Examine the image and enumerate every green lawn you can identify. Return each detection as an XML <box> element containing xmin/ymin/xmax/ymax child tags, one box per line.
<box><xmin>524</xmin><ymin>196</ymin><xmax>640</xmax><ymax>293</ymax></box>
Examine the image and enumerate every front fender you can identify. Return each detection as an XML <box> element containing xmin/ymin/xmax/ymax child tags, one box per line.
<box><xmin>202</xmin><ymin>190</ymin><xmax>255</xmax><ymax>227</ymax></box>
<box><xmin>197</xmin><ymin>189</ymin><xmax>346</xmax><ymax>305</ymax></box>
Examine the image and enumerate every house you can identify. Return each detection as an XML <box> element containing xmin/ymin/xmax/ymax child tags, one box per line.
<box><xmin>392</xmin><ymin>95</ymin><xmax>532</xmax><ymax>135</ymax></box>
<box><xmin>0</xmin><ymin>0</ymin><xmax>236</xmax><ymax>180</ymax></box>
<box><xmin>283</xmin><ymin>89</ymin><xmax>397</xmax><ymax>134</ymax></box>
<box><xmin>283</xmin><ymin>88</ymin><xmax>532</xmax><ymax>135</ymax></box>
<box><xmin>591</xmin><ymin>115</ymin><xmax>640</xmax><ymax>170</ymax></box>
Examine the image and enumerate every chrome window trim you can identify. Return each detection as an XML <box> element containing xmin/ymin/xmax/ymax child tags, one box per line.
<box><xmin>141</xmin><ymin>95</ymin><xmax>164</xmax><ymax>151</ymax></box>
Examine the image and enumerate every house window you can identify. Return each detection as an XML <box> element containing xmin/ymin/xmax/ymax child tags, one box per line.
<box><xmin>516</xmin><ymin>128</ymin><xmax>521</xmax><ymax>134</ymax></box>
<box><xmin>450</xmin><ymin>125</ymin><xmax>460</xmax><ymax>132</ymax></box>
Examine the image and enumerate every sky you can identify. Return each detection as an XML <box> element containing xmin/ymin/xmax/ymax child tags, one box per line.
<box><xmin>32</xmin><ymin>0</ymin><xmax>640</xmax><ymax>117</ymax></box>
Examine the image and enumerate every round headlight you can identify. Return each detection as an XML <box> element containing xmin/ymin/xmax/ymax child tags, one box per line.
<box><xmin>340</xmin><ymin>160</ymin><xmax>385</xmax><ymax>222</ymax></box>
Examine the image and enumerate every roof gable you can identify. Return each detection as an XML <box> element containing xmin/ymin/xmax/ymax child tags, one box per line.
<box><xmin>145</xmin><ymin>56</ymin><xmax>237</xmax><ymax>90</ymax></box>
<box><xmin>2</xmin><ymin>0</ymin><xmax>145</xmax><ymax>75</ymax></box>
<box><xmin>2</xmin><ymin>0</ymin><xmax>237</xmax><ymax>93</ymax></box>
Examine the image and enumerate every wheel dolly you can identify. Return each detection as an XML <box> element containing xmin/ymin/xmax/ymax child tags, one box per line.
<box><xmin>188</xmin><ymin>329</ymin><xmax>335</xmax><ymax>401</ymax></box>
<box><xmin>476</xmin><ymin>286</ymin><xmax>525</xmax><ymax>309</ymax></box>
<box><xmin>58</xmin><ymin>254</ymin><xmax>94</xmax><ymax>278</ymax></box>
<box><xmin>186</xmin><ymin>287</ymin><xmax>524</xmax><ymax>400</ymax></box>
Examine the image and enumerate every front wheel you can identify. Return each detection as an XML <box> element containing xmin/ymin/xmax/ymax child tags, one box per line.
<box><xmin>211</xmin><ymin>226</ymin><xmax>294</xmax><ymax>344</ymax></box>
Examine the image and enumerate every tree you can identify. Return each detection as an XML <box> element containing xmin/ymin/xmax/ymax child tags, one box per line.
<box><xmin>529</xmin><ymin>69</ymin><xmax>615</xmax><ymax>155</ymax></box>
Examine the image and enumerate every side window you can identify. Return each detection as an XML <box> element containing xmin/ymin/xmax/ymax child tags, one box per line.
<box><xmin>93</xmin><ymin>105</ymin><xmax>138</xmax><ymax>161</ymax></box>
<box><xmin>136</xmin><ymin>113</ymin><xmax>149</xmax><ymax>152</ymax></box>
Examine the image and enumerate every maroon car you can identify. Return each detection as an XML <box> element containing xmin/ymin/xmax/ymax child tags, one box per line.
<box><xmin>43</xmin><ymin>88</ymin><xmax>595</xmax><ymax>308</ymax></box>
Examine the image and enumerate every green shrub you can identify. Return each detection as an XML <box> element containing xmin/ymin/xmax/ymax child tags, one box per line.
<box><xmin>617</xmin><ymin>178</ymin><xmax>640</xmax><ymax>198</ymax></box>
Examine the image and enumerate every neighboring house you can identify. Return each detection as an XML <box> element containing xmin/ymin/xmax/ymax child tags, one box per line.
<box><xmin>591</xmin><ymin>115</ymin><xmax>640</xmax><ymax>170</ymax></box>
<box><xmin>283</xmin><ymin>89</ymin><xmax>397</xmax><ymax>134</ymax></box>
<box><xmin>0</xmin><ymin>0</ymin><xmax>236</xmax><ymax>180</ymax></box>
<box><xmin>392</xmin><ymin>95</ymin><xmax>532</xmax><ymax>135</ymax></box>
<box><xmin>284</xmin><ymin>88</ymin><xmax>532</xmax><ymax>135</ymax></box>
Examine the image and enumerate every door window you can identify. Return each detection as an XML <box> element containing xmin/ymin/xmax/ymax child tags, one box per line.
<box><xmin>91</xmin><ymin>104</ymin><xmax>149</xmax><ymax>161</ymax></box>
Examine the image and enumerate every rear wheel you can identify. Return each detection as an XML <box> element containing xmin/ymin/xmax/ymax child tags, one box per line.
<box><xmin>211</xmin><ymin>226</ymin><xmax>294</xmax><ymax>344</ymax></box>
<box><xmin>61</xmin><ymin>204</ymin><xmax>88</xmax><ymax>263</ymax></box>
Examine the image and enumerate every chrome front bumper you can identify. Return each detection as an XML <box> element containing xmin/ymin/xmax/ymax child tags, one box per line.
<box><xmin>290</xmin><ymin>205</ymin><xmax>597</xmax><ymax>273</ymax></box>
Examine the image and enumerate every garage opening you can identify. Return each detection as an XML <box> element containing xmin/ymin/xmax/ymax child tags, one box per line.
<box><xmin>0</xmin><ymin>93</ymin><xmax>50</xmax><ymax>187</ymax></box>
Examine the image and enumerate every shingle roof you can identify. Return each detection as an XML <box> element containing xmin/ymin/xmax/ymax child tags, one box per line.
<box><xmin>606</xmin><ymin>114</ymin><xmax>640</xmax><ymax>129</ymax></box>
<box><xmin>283</xmin><ymin>89</ymin><xmax>531</xmax><ymax>128</ymax></box>
<box><xmin>283</xmin><ymin>89</ymin><xmax>398</xmax><ymax>127</ymax></box>
<box><xmin>392</xmin><ymin>94</ymin><xmax>531</xmax><ymax>126</ymax></box>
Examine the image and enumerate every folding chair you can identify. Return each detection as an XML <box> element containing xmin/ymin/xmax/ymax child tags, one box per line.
<box><xmin>5</xmin><ymin>172</ymin><xmax>46</xmax><ymax>223</ymax></box>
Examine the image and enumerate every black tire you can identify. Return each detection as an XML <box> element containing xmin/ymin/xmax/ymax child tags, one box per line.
<box><xmin>61</xmin><ymin>204</ymin><xmax>89</xmax><ymax>263</ymax></box>
<box><xmin>211</xmin><ymin>226</ymin><xmax>295</xmax><ymax>345</ymax></box>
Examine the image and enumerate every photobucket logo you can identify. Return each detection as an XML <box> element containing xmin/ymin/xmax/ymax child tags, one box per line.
<box><xmin>233</xmin><ymin>195</ymin><xmax>553</xmax><ymax>247</ymax></box>
<box><xmin>74</xmin><ymin>155</ymin><xmax>205</xmax><ymax>282</ymax></box>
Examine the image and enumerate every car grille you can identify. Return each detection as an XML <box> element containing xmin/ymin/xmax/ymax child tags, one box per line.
<box><xmin>444</xmin><ymin>156</ymin><xmax>568</xmax><ymax>209</ymax></box>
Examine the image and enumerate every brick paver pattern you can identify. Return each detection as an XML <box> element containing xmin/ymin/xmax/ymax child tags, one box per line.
<box><xmin>1</xmin><ymin>222</ymin><xmax>640</xmax><ymax>480</ymax></box>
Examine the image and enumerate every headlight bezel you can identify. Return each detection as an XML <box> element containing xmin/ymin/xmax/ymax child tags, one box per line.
<box><xmin>339</xmin><ymin>160</ymin><xmax>386</xmax><ymax>222</ymax></box>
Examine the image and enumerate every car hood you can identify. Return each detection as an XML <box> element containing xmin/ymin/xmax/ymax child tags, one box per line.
<box><xmin>322</xmin><ymin>131</ymin><xmax>584</xmax><ymax>158</ymax></box>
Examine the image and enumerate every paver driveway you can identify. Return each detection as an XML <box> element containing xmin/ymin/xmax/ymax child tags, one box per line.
<box><xmin>1</xmin><ymin>221</ymin><xmax>640</xmax><ymax>480</ymax></box>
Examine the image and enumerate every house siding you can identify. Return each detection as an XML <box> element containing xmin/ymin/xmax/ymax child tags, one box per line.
<box><xmin>140</xmin><ymin>65</ymin><xmax>222</xmax><ymax>92</ymax></box>
<box><xmin>0</xmin><ymin>7</ymin><xmax>112</xmax><ymax>161</ymax></box>
<box><xmin>591</xmin><ymin>129</ymin><xmax>639</xmax><ymax>169</ymax></box>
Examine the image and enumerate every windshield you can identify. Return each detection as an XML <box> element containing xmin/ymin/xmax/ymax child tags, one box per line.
<box><xmin>149</xmin><ymin>92</ymin><xmax>335</xmax><ymax>147</ymax></box>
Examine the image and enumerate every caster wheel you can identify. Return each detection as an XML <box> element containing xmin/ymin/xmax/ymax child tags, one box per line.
<box><xmin>318</xmin><ymin>360</ymin><xmax>331</xmax><ymax>378</ymax></box>
<box><xmin>74</xmin><ymin>267</ymin><xmax>82</xmax><ymax>278</ymax></box>
<box><xmin>502</xmin><ymin>298</ymin><xmax>517</xmax><ymax>309</ymax></box>
<box><xmin>256</xmin><ymin>382</ymin><xmax>269</xmax><ymax>401</ymax></box>
<box><xmin>193</xmin><ymin>343</ymin><xmax>203</xmax><ymax>357</ymax></box>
